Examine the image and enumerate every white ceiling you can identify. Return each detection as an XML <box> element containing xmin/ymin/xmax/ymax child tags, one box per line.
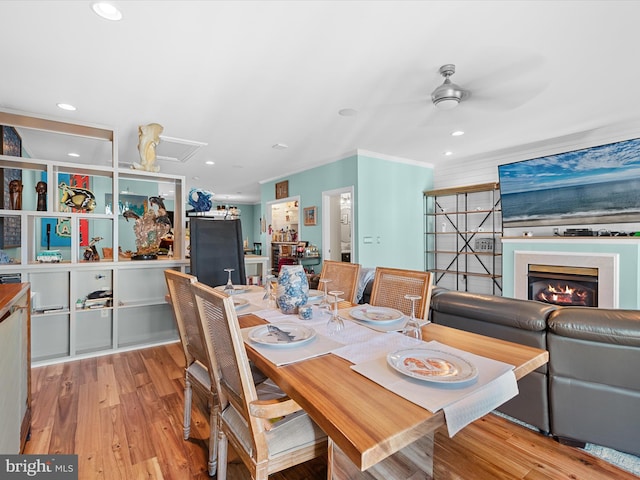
<box><xmin>2</xmin><ymin>1</ymin><xmax>640</xmax><ymax>203</ymax></box>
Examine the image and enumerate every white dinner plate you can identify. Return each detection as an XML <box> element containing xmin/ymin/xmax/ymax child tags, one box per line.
<box><xmin>233</xmin><ymin>298</ymin><xmax>250</xmax><ymax>310</ymax></box>
<box><xmin>307</xmin><ymin>289</ymin><xmax>324</xmax><ymax>302</ymax></box>
<box><xmin>387</xmin><ymin>348</ymin><xmax>478</xmax><ymax>384</ymax></box>
<box><xmin>349</xmin><ymin>305</ymin><xmax>405</xmax><ymax>324</ymax></box>
<box><xmin>214</xmin><ymin>285</ymin><xmax>250</xmax><ymax>295</ymax></box>
<box><xmin>248</xmin><ymin>323</ymin><xmax>316</xmax><ymax>348</ymax></box>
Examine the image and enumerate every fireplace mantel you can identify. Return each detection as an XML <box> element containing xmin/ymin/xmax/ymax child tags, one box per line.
<box><xmin>502</xmin><ymin>237</ymin><xmax>640</xmax><ymax>309</ymax></box>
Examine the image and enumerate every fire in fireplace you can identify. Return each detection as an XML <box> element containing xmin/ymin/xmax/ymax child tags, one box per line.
<box><xmin>528</xmin><ymin>264</ymin><xmax>598</xmax><ymax>307</ymax></box>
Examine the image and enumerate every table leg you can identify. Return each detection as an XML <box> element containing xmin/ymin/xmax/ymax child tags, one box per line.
<box><xmin>328</xmin><ymin>434</ymin><xmax>434</xmax><ymax>480</ymax></box>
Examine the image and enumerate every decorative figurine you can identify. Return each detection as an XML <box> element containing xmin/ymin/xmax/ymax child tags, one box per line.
<box><xmin>129</xmin><ymin>196</ymin><xmax>172</xmax><ymax>260</ymax></box>
<box><xmin>35</xmin><ymin>181</ymin><xmax>47</xmax><ymax>211</ymax></box>
<box><xmin>8</xmin><ymin>179</ymin><xmax>22</xmax><ymax>210</ymax></box>
<box><xmin>83</xmin><ymin>236</ymin><xmax>103</xmax><ymax>261</ymax></box>
<box><xmin>187</xmin><ymin>187</ymin><xmax>214</xmax><ymax>212</ymax></box>
<box><xmin>133</xmin><ymin>123</ymin><xmax>163</xmax><ymax>173</ymax></box>
<box><xmin>59</xmin><ymin>182</ymin><xmax>96</xmax><ymax>211</ymax></box>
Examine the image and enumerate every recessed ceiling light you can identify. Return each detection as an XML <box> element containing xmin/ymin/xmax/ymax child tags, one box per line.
<box><xmin>67</xmin><ymin>153</ymin><xmax>80</xmax><ymax>158</ymax></box>
<box><xmin>444</xmin><ymin>151</ymin><xmax>453</xmax><ymax>156</ymax></box>
<box><xmin>338</xmin><ymin>108</ymin><xmax>358</xmax><ymax>117</ymax></box>
<box><xmin>451</xmin><ymin>130</ymin><xmax>465</xmax><ymax>137</ymax></box>
<box><xmin>272</xmin><ymin>143</ymin><xmax>288</xmax><ymax>150</ymax></box>
<box><xmin>57</xmin><ymin>103</ymin><xmax>76</xmax><ymax>111</ymax></box>
<box><xmin>205</xmin><ymin>160</ymin><xmax>215</xmax><ymax>165</ymax></box>
<box><xmin>192</xmin><ymin>176</ymin><xmax>200</xmax><ymax>180</ymax></box>
<box><xmin>91</xmin><ymin>2</ymin><xmax>123</xmax><ymax>21</ymax></box>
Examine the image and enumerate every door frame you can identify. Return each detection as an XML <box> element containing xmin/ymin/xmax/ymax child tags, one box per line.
<box><xmin>265</xmin><ymin>195</ymin><xmax>301</xmax><ymax>273</ymax></box>
<box><xmin>321</xmin><ymin>186</ymin><xmax>355</xmax><ymax>263</ymax></box>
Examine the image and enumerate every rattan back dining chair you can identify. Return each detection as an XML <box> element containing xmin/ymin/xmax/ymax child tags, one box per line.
<box><xmin>164</xmin><ymin>269</ymin><xmax>218</xmax><ymax>476</ymax></box>
<box><xmin>190</xmin><ymin>281</ymin><xmax>328</xmax><ymax>480</ymax></box>
<box><xmin>319</xmin><ymin>260</ymin><xmax>361</xmax><ymax>304</ymax></box>
<box><xmin>369</xmin><ymin>267</ymin><xmax>433</xmax><ymax>320</ymax></box>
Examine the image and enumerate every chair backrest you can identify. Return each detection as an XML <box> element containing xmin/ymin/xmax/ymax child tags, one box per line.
<box><xmin>319</xmin><ymin>260</ymin><xmax>361</xmax><ymax>303</ymax></box>
<box><xmin>190</xmin><ymin>281</ymin><xmax>267</xmax><ymax>458</ymax></box>
<box><xmin>164</xmin><ymin>269</ymin><xmax>208</xmax><ymax>368</ymax></box>
<box><xmin>369</xmin><ymin>267</ymin><xmax>433</xmax><ymax>320</ymax></box>
<box><xmin>189</xmin><ymin>218</ymin><xmax>246</xmax><ymax>287</ymax></box>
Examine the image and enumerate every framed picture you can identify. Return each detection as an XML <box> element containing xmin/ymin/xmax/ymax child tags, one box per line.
<box><xmin>304</xmin><ymin>206</ymin><xmax>317</xmax><ymax>226</ymax></box>
<box><xmin>275</xmin><ymin>180</ymin><xmax>289</xmax><ymax>199</ymax></box>
<box><xmin>1</xmin><ymin>126</ymin><xmax>22</xmax><ymax>157</ymax></box>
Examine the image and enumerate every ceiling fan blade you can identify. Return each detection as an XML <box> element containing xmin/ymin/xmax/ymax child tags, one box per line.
<box><xmin>461</xmin><ymin>47</ymin><xmax>546</xmax><ymax>89</ymax></box>
<box><xmin>452</xmin><ymin>47</ymin><xmax>547</xmax><ymax>110</ymax></box>
<box><xmin>466</xmin><ymin>79</ymin><xmax>548</xmax><ymax>111</ymax></box>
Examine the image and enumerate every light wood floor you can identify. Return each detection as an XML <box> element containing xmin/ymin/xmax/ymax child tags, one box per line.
<box><xmin>24</xmin><ymin>342</ymin><xmax>636</xmax><ymax>479</ymax></box>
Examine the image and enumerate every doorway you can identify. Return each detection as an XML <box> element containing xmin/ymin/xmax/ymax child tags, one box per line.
<box><xmin>266</xmin><ymin>196</ymin><xmax>300</xmax><ymax>274</ymax></box>
<box><xmin>322</xmin><ymin>187</ymin><xmax>354</xmax><ymax>263</ymax></box>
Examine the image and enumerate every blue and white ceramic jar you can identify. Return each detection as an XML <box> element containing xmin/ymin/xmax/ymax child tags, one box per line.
<box><xmin>298</xmin><ymin>304</ymin><xmax>313</xmax><ymax>320</ymax></box>
<box><xmin>276</xmin><ymin>264</ymin><xmax>309</xmax><ymax>314</ymax></box>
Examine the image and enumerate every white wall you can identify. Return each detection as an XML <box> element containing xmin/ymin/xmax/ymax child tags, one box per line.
<box><xmin>434</xmin><ymin>119</ymin><xmax>640</xmax><ymax>237</ymax></box>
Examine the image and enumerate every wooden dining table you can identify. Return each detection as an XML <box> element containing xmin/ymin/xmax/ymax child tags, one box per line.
<box><xmin>238</xmin><ymin>308</ymin><xmax>548</xmax><ymax>479</ymax></box>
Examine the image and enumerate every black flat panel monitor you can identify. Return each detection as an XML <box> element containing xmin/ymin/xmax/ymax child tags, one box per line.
<box><xmin>190</xmin><ymin>218</ymin><xmax>246</xmax><ymax>287</ymax></box>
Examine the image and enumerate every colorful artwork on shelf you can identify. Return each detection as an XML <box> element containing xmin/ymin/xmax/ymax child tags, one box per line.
<box><xmin>40</xmin><ymin>173</ymin><xmax>90</xmax><ymax>247</ymax></box>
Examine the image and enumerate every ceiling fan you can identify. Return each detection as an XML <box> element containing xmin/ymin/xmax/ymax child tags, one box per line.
<box><xmin>430</xmin><ymin>64</ymin><xmax>470</xmax><ymax>110</ymax></box>
<box><xmin>345</xmin><ymin>55</ymin><xmax>546</xmax><ymax>119</ymax></box>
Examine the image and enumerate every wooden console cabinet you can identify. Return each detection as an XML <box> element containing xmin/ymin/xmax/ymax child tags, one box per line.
<box><xmin>0</xmin><ymin>283</ymin><xmax>31</xmax><ymax>453</ymax></box>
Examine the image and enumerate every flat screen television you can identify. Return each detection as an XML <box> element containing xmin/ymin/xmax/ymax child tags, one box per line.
<box><xmin>498</xmin><ymin>137</ymin><xmax>640</xmax><ymax>227</ymax></box>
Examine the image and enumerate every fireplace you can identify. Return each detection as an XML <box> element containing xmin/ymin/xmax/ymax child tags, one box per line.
<box><xmin>513</xmin><ymin>251</ymin><xmax>618</xmax><ymax>308</ymax></box>
<box><xmin>528</xmin><ymin>264</ymin><xmax>598</xmax><ymax>307</ymax></box>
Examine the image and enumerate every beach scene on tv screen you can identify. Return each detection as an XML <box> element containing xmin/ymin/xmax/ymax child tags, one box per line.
<box><xmin>498</xmin><ymin>137</ymin><xmax>640</xmax><ymax>227</ymax></box>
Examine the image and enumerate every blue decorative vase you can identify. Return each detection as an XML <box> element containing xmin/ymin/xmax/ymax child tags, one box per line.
<box><xmin>276</xmin><ymin>264</ymin><xmax>309</xmax><ymax>314</ymax></box>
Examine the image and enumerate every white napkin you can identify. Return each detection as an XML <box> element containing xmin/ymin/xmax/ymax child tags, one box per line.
<box><xmin>350</xmin><ymin>341</ymin><xmax>518</xmax><ymax>437</ymax></box>
<box><xmin>241</xmin><ymin>326</ymin><xmax>344</xmax><ymax>366</ymax></box>
<box><xmin>443</xmin><ymin>369</ymin><xmax>518</xmax><ymax>436</ymax></box>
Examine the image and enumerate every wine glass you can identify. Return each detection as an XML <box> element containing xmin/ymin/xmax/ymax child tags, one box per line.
<box><xmin>263</xmin><ymin>273</ymin><xmax>273</xmax><ymax>299</ymax></box>
<box><xmin>223</xmin><ymin>268</ymin><xmax>235</xmax><ymax>294</ymax></box>
<box><xmin>263</xmin><ymin>274</ymin><xmax>276</xmax><ymax>308</ymax></box>
<box><xmin>402</xmin><ymin>294</ymin><xmax>422</xmax><ymax>340</ymax></box>
<box><xmin>326</xmin><ymin>290</ymin><xmax>344</xmax><ymax>336</ymax></box>
<box><xmin>318</xmin><ymin>278</ymin><xmax>332</xmax><ymax>314</ymax></box>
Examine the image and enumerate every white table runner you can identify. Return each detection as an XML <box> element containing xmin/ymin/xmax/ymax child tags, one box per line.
<box><xmin>241</xmin><ymin>301</ymin><xmax>519</xmax><ymax>436</ymax></box>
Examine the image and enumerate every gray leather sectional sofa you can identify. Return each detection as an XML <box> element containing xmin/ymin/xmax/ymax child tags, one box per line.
<box><xmin>429</xmin><ymin>287</ymin><xmax>640</xmax><ymax>457</ymax></box>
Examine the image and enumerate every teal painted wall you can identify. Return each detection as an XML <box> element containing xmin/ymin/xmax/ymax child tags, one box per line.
<box><xmin>261</xmin><ymin>155</ymin><xmax>358</xmax><ymax>252</ymax></box>
<box><xmin>502</xmin><ymin>240</ymin><xmax>640</xmax><ymax>308</ymax></box>
<box><xmin>261</xmin><ymin>152</ymin><xmax>434</xmax><ymax>271</ymax></box>
<box><xmin>356</xmin><ymin>154</ymin><xmax>433</xmax><ymax>269</ymax></box>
